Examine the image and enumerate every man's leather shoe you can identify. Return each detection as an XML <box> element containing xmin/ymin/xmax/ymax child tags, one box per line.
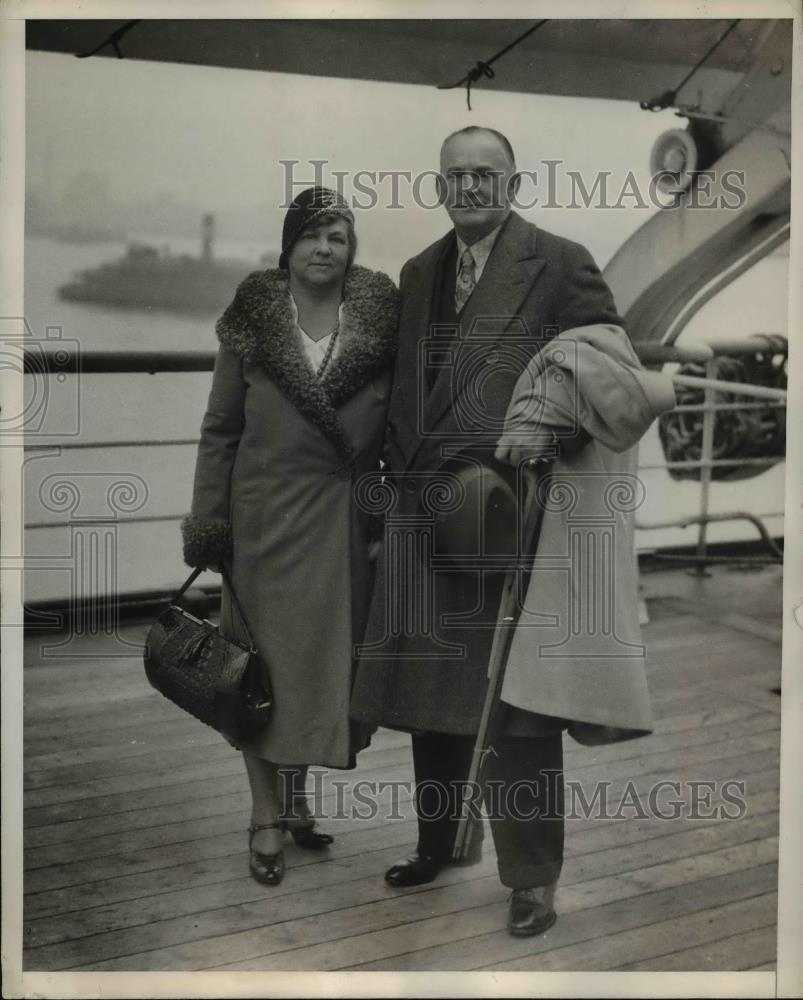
<box><xmin>507</xmin><ymin>884</ymin><xmax>557</xmax><ymax>937</ymax></box>
<box><xmin>385</xmin><ymin>853</ymin><xmax>444</xmax><ymax>887</ymax></box>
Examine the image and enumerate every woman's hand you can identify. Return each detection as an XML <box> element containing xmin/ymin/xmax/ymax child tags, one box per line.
<box><xmin>368</xmin><ymin>540</ymin><xmax>382</xmax><ymax>564</ymax></box>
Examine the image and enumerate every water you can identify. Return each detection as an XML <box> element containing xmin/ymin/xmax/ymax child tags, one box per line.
<box><xmin>24</xmin><ymin>234</ymin><xmax>274</xmax><ymax>354</ymax></box>
<box><xmin>25</xmin><ymin>234</ymin><xmax>400</xmax><ymax>355</ymax></box>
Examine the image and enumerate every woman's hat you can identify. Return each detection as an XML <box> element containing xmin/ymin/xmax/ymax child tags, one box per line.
<box><xmin>279</xmin><ymin>186</ymin><xmax>355</xmax><ymax>269</ymax></box>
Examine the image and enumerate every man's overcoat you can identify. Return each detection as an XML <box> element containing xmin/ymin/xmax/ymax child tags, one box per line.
<box><xmin>350</xmin><ymin>211</ymin><xmax>647</xmax><ymax>741</ymax></box>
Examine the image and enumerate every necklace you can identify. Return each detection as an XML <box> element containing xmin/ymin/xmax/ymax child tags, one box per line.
<box><xmin>315</xmin><ymin>321</ymin><xmax>340</xmax><ymax>378</ymax></box>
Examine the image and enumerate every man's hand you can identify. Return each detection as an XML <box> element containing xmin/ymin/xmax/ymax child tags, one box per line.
<box><xmin>496</xmin><ymin>426</ymin><xmax>592</xmax><ymax>467</ymax></box>
<box><xmin>494</xmin><ymin>442</ymin><xmax>553</xmax><ymax>467</ymax></box>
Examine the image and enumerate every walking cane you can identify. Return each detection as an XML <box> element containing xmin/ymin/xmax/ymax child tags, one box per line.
<box><xmin>452</xmin><ymin>458</ymin><xmax>553</xmax><ymax>861</ymax></box>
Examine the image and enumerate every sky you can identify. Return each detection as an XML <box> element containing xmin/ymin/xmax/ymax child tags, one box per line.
<box><xmin>26</xmin><ymin>49</ymin><xmax>681</xmax><ymax>275</ymax></box>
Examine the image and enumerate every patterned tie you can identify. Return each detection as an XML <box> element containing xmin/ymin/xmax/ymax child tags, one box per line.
<box><xmin>454</xmin><ymin>247</ymin><xmax>476</xmax><ymax>314</ymax></box>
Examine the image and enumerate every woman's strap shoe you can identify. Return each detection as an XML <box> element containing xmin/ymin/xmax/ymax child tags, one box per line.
<box><xmin>248</xmin><ymin>823</ymin><xmax>285</xmax><ymax>885</ymax></box>
<box><xmin>284</xmin><ymin>823</ymin><xmax>334</xmax><ymax>850</ymax></box>
<box><xmin>279</xmin><ymin>795</ymin><xmax>334</xmax><ymax>850</ymax></box>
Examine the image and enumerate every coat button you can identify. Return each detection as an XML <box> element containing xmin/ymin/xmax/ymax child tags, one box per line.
<box><xmin>388</xmin><ymin>419</ymin><xmax>397</xmax><ymax>437</ymax></box>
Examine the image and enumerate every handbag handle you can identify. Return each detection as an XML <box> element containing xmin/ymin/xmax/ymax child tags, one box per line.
<box><xmin>169</xmin><ymin>565</ymin><xmax>257</xmax><ymax>650</ymax></box>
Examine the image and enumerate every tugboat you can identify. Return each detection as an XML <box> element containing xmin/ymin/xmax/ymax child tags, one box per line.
<box><xmin>58</xmin><ymin>214</ymin><xmax>276</xmax><ymax>315</ymax></box>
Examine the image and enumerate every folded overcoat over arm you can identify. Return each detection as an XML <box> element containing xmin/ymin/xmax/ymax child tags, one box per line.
<box><xmin>497</xmin><ymin>325</ymin><xmax>676</xmax><ymax>744</ymax></box>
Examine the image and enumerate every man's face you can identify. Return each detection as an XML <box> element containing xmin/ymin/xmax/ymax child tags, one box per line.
<box><xmin>439</xmin><ymin>131</ymin><xmax>518</xmax><ymax>243</ymax></box>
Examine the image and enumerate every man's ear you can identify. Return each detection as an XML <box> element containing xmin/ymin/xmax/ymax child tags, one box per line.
<box><xmin>508</xmin><ymin>171</ymin><xmax>523</xmax><ymax>201</ymax></box>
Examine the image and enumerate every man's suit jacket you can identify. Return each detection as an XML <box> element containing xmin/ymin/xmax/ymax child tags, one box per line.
<box><xmin>386</xmin><ymin>210</ymin><xmax>623</xmax><ymax>477</ymax></box>
<box><xmin>350</xmin><ymin>210</ymin><xmax>628</xmax><ymax>737</ymax></box>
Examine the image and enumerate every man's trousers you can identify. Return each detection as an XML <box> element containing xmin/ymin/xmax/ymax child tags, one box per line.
<box><xmin>411</xmin><ymin>729</ymin><xmax>564</xmax><ymax>889</ymax></box>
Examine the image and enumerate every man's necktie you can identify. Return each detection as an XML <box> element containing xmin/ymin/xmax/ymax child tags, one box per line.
<box><xmin>454</xmin><ymin>247</ymin><xmax>476</xmax><ymax>314</ymax></box>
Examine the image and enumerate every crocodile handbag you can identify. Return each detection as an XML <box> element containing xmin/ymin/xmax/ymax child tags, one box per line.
<box><xmin>143</xmin><ymin>566</ymin><xmax>272</xmax><ymax>745</ymax></box>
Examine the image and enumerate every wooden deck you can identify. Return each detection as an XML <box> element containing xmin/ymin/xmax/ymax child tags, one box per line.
<box><xmin>22</xmin><ymin>563</ymin><xmax>782</xmax><ymax>973</ymax></box>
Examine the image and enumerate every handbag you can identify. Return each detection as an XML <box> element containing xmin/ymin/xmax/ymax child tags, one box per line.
<box><xmin>143</xmin><ymin>566</ymin><xmax>272</xmax><ymax>745</ymax></box>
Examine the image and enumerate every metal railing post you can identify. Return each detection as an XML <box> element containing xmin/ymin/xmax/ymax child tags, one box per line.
<box><xmin>694</xmin><ymin>358</ymin><xmax>718</xmax><ymax>574</ymax></box>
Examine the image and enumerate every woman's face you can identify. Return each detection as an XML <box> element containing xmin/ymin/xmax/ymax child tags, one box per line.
<box><xmin>287</xmin><ymin>218</ymin><xmax>351</xmax><ymax>291</ymax></box>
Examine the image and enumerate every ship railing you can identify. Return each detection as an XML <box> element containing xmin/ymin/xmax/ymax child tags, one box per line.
<box><xmin>632</xmin><ymin>334</ymin><xmax>787</xmax><ymax>568</ymax></box>
<box><xmin>18</xmin><ymin>334</ymin><xmax>787</xmax><ymax>628</ymax></box>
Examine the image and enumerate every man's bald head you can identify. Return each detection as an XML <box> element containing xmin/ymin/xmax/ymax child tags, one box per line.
<box><xmin>440</xmin><ymin>126</ymin><xmax>517</xmax><ymax>171</ymax></box>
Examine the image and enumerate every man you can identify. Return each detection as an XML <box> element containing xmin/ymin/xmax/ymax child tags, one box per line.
<box><xmin>350</xmin><ymin>126</ymin><xmax>641</xmax><ymax>936</ymax></box>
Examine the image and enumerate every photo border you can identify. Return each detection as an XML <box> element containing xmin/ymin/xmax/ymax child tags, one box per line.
<box><xmin>2</xmin><ymin>2</ymin><xmax>800</xmax><ymax>997</ymax></box>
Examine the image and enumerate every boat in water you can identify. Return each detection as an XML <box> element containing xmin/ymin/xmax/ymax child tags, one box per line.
<box><xmin>58</xmin><ymin>213</ymin><xmax>276</xmax><ymax>315</ymax></box>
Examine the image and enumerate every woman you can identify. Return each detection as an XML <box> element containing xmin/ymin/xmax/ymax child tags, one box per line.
<box><xmin>181</xmin><ymin>186</ymin><xmax>399</xmax><ymax>885</ymax></box>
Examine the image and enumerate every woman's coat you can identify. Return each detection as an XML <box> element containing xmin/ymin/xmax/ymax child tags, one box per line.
<box><xmin>182</xmin><ymin>265</ymin><xmax>399</xmax><ymax>768</ymax></box>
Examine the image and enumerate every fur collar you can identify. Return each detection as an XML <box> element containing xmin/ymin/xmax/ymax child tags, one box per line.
<box><xmin>216</xmin><ymin>265</ymin><xmax>399</xmax><ymax>462</ymax></box>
